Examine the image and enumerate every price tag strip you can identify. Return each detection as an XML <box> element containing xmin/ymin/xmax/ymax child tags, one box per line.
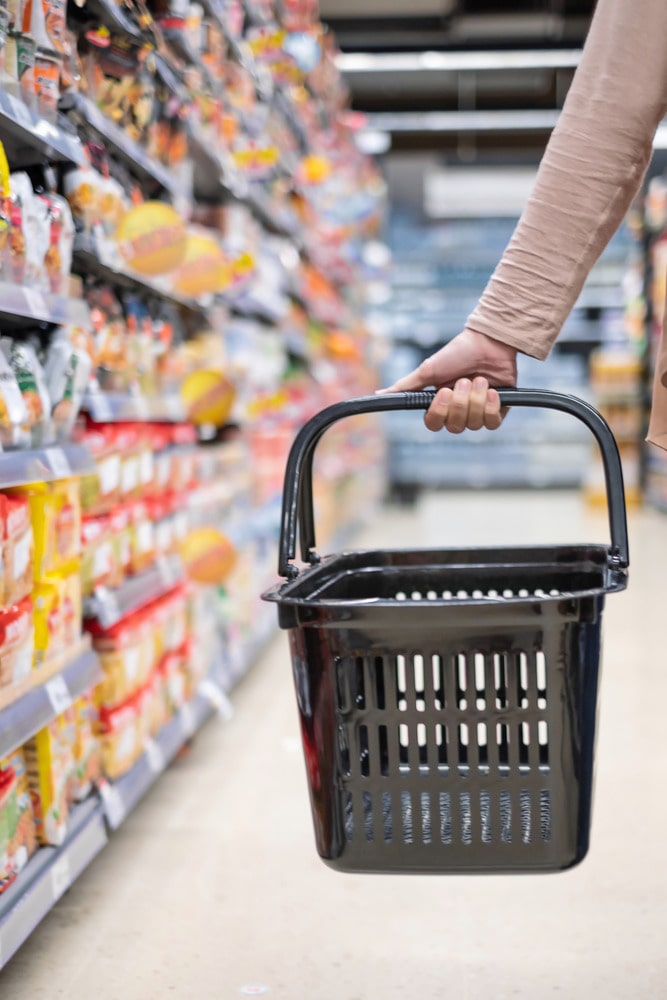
<box><xmin>180</xmin><ymin>701</ymin><xmax>197</xmax><ymax>740</ymax></box>
<box><xmin>50</xmin><ymin>854</ymin><xmax>72</xmax><ymax>902</ymax></box>
<box><xmin>199</xmin><ymin>679</ymin><xmax>234</xmax><ymax>721</ymax></box>
<box><xmin>98</xmin><ymin>780</ymin><xmax>126</xmax><ymax>830</ymax></box>
<box><xmin>45</xmin><ymin>675</ymin><xmax>73</xmax><ymax>716</ymax></box>
<box><xmin>144</xmin><ymin>738</ymin><xmax>166</xmax><ymax>775</ymax></box>
<box><xmin>46</xmin><ymin>448</ymin><xmax>72</xmax><ymax>480</ymax></box>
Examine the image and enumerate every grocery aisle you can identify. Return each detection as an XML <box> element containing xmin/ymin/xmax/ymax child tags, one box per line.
<box><xmin>1</xmin><ymin>488</ymin><xmax>666</xmax><ymax>1000</ymax></box>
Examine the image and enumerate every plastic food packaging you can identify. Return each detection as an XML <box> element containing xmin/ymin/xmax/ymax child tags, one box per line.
<box><xmin>78</xmin><ymin>426</ymin><xmax>122</xmax><ymax>516</ymax></box>
<box><xmin>80</xmin><ymin>514</ymin><xmax>118</xmax><ymax>596</ymax></box>
<box><xmin>1</xmin><ymin>338</ymin><xmax>53</xmax><ymax>446</ymax></box>
<box><xmin>0</xmin><ymin>749</ymin><xmax>37</xmax><ymax>875</ymax></box>
<box><xmin>0</xmin><ymin>596</ymin><xmax>33</xmax><ymax>687</ymax></box>
<box><xmin>70</xmin><ymin>693</ymin><xmax>102</xmax><ymax>800</ymax></box>
<box><xmin>43</xmin><ymin>325</ymin><xmax>94</xmax><ymax>439</ymax></box>
<box><xmin>24</xmin><ymin>715</ymin><xmax>74</xmax><ymax>845</ymax></box>
<box><xmin>0</xmin><ymin>350</ymin><xmax>29</xmax><ymax>448</ymax></box>
<box><xmin>96</xmin><ymin>697</ymin><xmax>138</xmax><ymax>780</ymax></box>
<box><xmin>0</xmin><ymin>765</ymin><xmax>18</xmax><ymax>892</ymax></box>
<box><xmin>32</xmin><ymin>577</ymin><xmax>63</xmax><ymax>667</ymax></box>
<box><xmin>89</xmin><ymin>612</ymin><xmax>152</xmax><ymax>708</ymax></box>
<box><xmin>3</xmin><ymin>494</ymin><xmax>34</xmax><ymax>605</ymax></box>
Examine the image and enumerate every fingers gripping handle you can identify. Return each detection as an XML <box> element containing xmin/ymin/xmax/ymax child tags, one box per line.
<box><xmin>277</xmin><ymin>389</ymin><xmax>629</xmax><ymax>578</ymax></box>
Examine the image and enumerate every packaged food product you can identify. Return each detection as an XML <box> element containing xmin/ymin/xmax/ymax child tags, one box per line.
<box><xmin>1</xmin><ymin>338</ymin><xmax>53</xmax><ymax>446</ymax></box>
<box><xmin>24</xmin><ymin>715</ymin><xmax>73</xmax><ymax>845</ymax></box>
<box><xmin>0</xmin><ymin>765</ymin><xmax>18</xmax><ymax>892</ymax></box>
<box><xmin>9</xmin><ymin>173</ymin><xmax>49</xmax><ymax>290</ymax></box>
<box><xmin>0</xmin><ymin>349</ymin><xmax>29</xmax><ymax>447</ymax></box>
<box><xmin>2</xmin><ymin>749</ymin><xmax>37</xmax><ymax>873</ymax></box>
<box><xmin>3</xmin><ymin>494</ymin><xmax>34</xmax><ymax>604</ymax></box>
<box><xmin>158</xmin><ymin>647</ymin><xmax>186</xmax><ymax>715</ymax></box>
<box><xmin>58</xmin><ymin>558</ymin><xmax>82</xmax><ymax>646</ymax></box>
<box><xmin>8</xmin><ymin>482</ymin><xmax>56</xmax><ymax>581</ymax></box>
<box><xmin>38</xmin><ymin>193</ymin><xmax>74</xmax><ymax>293</ymax></box>
<box><xmin>128</xmin><ymin>499</ymin><xmax>154</xmax><ymax>575</ymax></box>
<box><xmin>33</xmin><ymin>46</ymin><xmax>60</xmax><ymax>119</ymax></box>
<box><xmin>0</xmin><ymin>596</ymin><xmax>33</xmax><ymax>687</ymax></box>
<box><xmin>80</xmin><ymin>514</ymin><xmax>117</xmax><ymax>596</ymax></box>
<box><xmin>32</xmin><ymin>577</ymin><xmax>63</xmax><ymax>667</ymax></box>
<box><xmin>96</xmin><ymin>697</ymin><xmax>138</xmax><ymax>780</ymax></box>
<box><xmin>52</xmin><ymin>478</ymin><xmax>81</xmax><ymax>566</ymax></box>
<box><xmin>63</xmin><ymin>165</ymin><xmax>99</xmax><ymax>233</ymax></box>
<box><xmin>78</xmin><ymin>426</ymin><xmax>121</xmax><ymax>516</ymax></box>
<box><xmin>70</xmin><ymin>693</ymin><xmax>102</xmax><ymax>800</ymax></box>
<box><xmin>15</xmin><ymin>32</ymin><xmax>36</xmax><ymax>110</ymax></box>
<box><xmin>89</xmin><ymin>611</ymin><xmax>152</xmax><ymax>707</ymax></box>
<box><xmin>43</xmin><ymin>325</ymin><xmax>94</xmax><ymax>439</ymax></box>
<box><xmin>109</xmin><ymin>503</ymin><xmax>131</xmax><ymax>581</ymax></box>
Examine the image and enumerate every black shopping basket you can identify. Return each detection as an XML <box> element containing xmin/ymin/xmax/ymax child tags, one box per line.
<box><xmin>263</xmin><ymin>390</ymin><xmax>629</xmax><ymax>874</ymax></box>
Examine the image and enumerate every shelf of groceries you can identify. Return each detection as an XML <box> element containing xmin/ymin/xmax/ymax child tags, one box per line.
<box><xmin>0</xmin><ymin>0</ymin><xmax>388</xmax><ymax>970</ymax></box>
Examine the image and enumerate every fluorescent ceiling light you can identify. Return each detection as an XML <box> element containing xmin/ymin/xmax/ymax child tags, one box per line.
<box><xmin>363</xmin><ymin>110</ymin><xmax>561</xmax><ymax>133</ymax></box>
<box><xmin>355</xmin><ymin>129</ymin><xmax>392</xmax><ymax>155</ymax></box>
<box><xmin>336</xmin><ymin>49</ymin><xmax>582</xmax><ymax>74</ymax></box>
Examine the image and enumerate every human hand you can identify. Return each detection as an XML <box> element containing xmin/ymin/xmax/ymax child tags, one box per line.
<box><xmin>379</xmin><ymin>329</ymin><xmax>518</xmax><ymax>433</ymax></box>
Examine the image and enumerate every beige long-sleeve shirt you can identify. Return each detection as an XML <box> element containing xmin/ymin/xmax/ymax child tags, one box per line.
<box><xmin>465</xmin><ymin>0</ymin><xmax>667</xmax><ymax>447</ymax></box>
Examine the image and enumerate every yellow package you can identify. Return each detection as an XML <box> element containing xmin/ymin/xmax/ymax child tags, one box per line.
<box><xmin>33</xmin><ymin>579</ymin><xmax>65</xmax><ymax>668</ymax></box>
<box><xmin>58</xmin><ymin>559</ymin><xmax>83</xmax><ymax>648</ymax></box>
<box><xmin>1</xmin><ymin>749</ymin><xmax>37</xmax><ymax>873</ymax></box>
<box><xmin>52</xmin><ymin>479</ymin><xmax>82</xmax><ymax>566</ymax></box>
<box><xmin>24</xmin><ymin>717</ymin><xmax>74</xmax><ymax>845</ymax></box>
<box><xmin>97</xmin><ymin>700</ymin><xmax>139</xmax><ymax>780</ymax></box>
<box><xmin>71</xmin><ymin>694</ymin><xmax>102</xmax><ymax>801</ymax></box>
<box><xmin>7</xmin><ymin>483</ymin><xmax>57</xmax><ymax>582</ymax></box>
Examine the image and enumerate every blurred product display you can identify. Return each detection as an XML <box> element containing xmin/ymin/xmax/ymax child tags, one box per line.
<box><xmin>0</xmin><ymin>0</ymin><xmax>387</xmax><ymax>967</ymax></box>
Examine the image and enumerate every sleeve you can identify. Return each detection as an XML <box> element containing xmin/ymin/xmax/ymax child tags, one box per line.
<box><xmin>465</xmin><ymin>0</ymin><xmax>667</xmax><ymax>360</ymax></box>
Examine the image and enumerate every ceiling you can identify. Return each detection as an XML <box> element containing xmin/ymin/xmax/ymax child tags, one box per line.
<box><xmin>321</xmin><ymin>0</ymin><xmax>596</xmax><ymax>156</ymax></box>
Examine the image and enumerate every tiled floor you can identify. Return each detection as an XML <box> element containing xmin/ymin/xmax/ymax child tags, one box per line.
<box><xmin>1</xmin><ymin>490</ymin><xmax>665</xmax><ymax>999</ymax></box>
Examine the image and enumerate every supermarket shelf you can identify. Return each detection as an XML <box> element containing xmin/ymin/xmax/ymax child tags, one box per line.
<box><xmin>63</xmin><ymin>94</ymin><xmax>191</xmax><ymax>202</ymax></box>
<box><xmin>98</xmin><ymin>689</ymin><xmax>220</xmax><ymax>829</ymax></box>
<box><xmin>0</xmin><ymin>643</ymin><xmax>101</xmax><ymax>758</ymax></box>
<box><xmin>0</xmin><ymin>444</ymin><xmax>96</xmax><ymax>490</ymax></box>
<box><xmin>0</xmin><ymin>283</ymin><xmax>90</xmax><ymax>331</ymax></box>
<box><xmin>0</xmin><ymin>91</ymin><xmax>86</xmax><ymax>167</ymax></box>
<box><xmin>72</xmin><ymin>234</ymin><xmax>208</xmax><ymax>322</ymax></box>
<box><xmin>83</xmin><ymin>388</ymin><xmax>187</xmax><ymax>423</ymax></box>
<box><xmin>0</xmin><ymin>798</ymin><xmax>108</xmax><ymax>970</ymax></box>
<box><xmin>84</xmin><ymin>555</ymin><xmax>185</xmax><ymax>629</ymax></box>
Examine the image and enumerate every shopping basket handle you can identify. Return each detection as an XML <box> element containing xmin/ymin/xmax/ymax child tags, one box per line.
<box><xmin>278</xmin><ymin>389</ymin><xmax>629</xmax><ymax>579</ymax></box>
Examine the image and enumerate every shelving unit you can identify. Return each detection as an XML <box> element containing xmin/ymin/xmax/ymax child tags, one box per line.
<box><xmin>84</xmin><ymin>555</ymin><xmax>185</xmax><ymax>629</ymax></box>
<box><xmin>0</xmin><ymin>0</ymin><xmax>383</xmax><ymax>970</ymax></box>
<box><xmin>0</xmin><ymin>644</ymin><xmax>101</xmax><ymax>758</ymax></box>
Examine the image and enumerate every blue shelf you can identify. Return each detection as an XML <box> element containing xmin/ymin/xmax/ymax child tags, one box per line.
<box><xmin>84</xmin><ymin>555</ymin><xmax>185</xmax><ymax>630</ymax></box>
<box><xmin>0</xmin><ymin>798</ymin><xmax>108</xmax><ymax>969</ymax></box>
<box><xmin>0</xmin><ymin>646</ymin><xmax>102</xmax><ymax>759</ymax></box>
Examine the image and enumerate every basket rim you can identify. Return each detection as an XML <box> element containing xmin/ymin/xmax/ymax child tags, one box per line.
<box><xmin>263</xmin><ymin>541</ymin><xmax>628</xmax><ymax>607</ymax></box>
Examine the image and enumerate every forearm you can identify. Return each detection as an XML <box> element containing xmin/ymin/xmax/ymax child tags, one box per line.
<box><xmin>467</xmin><ymin>0</ymin><xmax>667</xmax><ymax>361</ymax></box>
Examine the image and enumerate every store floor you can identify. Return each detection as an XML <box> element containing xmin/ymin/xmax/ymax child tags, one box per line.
<box><xmin>2</xmin><ymin>490</ymin><xmax>666</xmax><ymax>1000</ymax></box>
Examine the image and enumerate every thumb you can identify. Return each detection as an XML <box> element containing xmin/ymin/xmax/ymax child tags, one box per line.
<box><xmin>377</xmin><ymin>344</ymin><xmax>465</xmax><ymax>394</ymax></box>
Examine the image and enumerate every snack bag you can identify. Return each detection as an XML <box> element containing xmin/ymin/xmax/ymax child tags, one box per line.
<box><xmin>3</xmin><ymin>749</ymin><xmax>37</xmax><ymax>872</ymax></box>
<box><xmin>0</xmin><ymin>350</ymin><xmax>28</xmax><ymax>448</ymax></box>
<box><xmin>44</xmin><ymin>325</ymin><xmax>94</xmax><ymax>440</ymax></box>
<box><xmin>59</xmin><ymin>558</ymin><xmax>82</xmax><ymax>646</ymax></box>
<box><xmin>0</xmin><ymin>765</ymin><xmax>18</xmax><ymax>892</ymax></box>
<box><xmin>80</xmin><ymin>514</ymin><xmax>117</xmax><ymax>596</ymax></box>
<box><xmin>24</xmin><ymin>716</ymin><xmax>72</xmax><ymax>845</ymax></box>
<box><xmin>3</xmin><ymin>494</ymin><xmax>34</xmax><ymax>605</ymax></box>
<box><xmin>71</xmin><ymin>693</ymin><xmax>102</xmax><ymax>800</ymax></box>
<box><xmin>32</xmin><ymin>577</ymin><xmax>63</xmax><ymax>667</ymax></box>
<box><xmin>96</xmin><ymin>697</ymin><xmax>138</xmax><ymax>780</ymax></box>
<box><xmin>78</xmin><ymin>426</ymin><xmax>122</xmax><ymax>516</ymax></box>
<box><xmin>8</xmin><ymin>482</ymin><xmax>57</xmax><ymax>581</ymax></box>
<box><xmin>38</xmin><ymin>193</ymin><xmax>74</xmax><ymax>293</ymax></box>
<box><xmin>52</xmin><ymin>477</ymin><xmax>81</xmax><ymax>566</ymax></box>
<box><xmin>0</xmin><ymin>596</ymin><xmax>34</xmax><ymax>688</ymax></box>
<box><xmin>1</xmin><ymin>339</ymin><xmax>53</xmax><ymax>446</ymax></box>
